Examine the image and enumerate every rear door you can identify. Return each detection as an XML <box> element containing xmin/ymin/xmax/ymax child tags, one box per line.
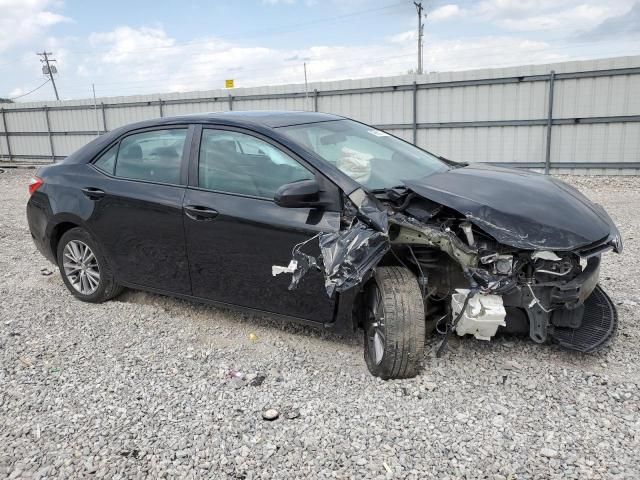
<box><xmin>86</xmin><ymin>126</ymin><xmax>193</xmax><ymax>294</ymax></box>
<box><xmin>183</xmin><ymin>125</ymin><xmax>340</xmax><ymax>322</ymax></box>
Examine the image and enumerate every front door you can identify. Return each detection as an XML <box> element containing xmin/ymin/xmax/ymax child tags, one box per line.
<box><xmin>183</xmin><ymin>127</ymin><xmax>340</xmax><ymax>322</ymax></box>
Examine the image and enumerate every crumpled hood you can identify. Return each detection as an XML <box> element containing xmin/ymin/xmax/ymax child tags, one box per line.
<box><xmin>403</xmin><ymin>164</ymin><xmax>618</xmax><ymax>251</ymax></box>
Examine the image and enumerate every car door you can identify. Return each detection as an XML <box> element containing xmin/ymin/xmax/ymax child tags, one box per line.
<box><xmin>183</xmin><ymin>126</ymin><xmax>340</xmax><ymax>322</ymax></box>
<box><xmin>86</xmin><ymin>126</ymin><xmax>193</xmax><ymax>294</ymax></box>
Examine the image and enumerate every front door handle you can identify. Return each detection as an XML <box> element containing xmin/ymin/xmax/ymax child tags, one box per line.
<box><xmin>81</xmin><ymin>187</ymin><xmax>105</xmax><ymax>200</ymax></box>
<box><xmin>184</xmin><ymin>205</ymin><xmax>219</xmax><ymax>221</ymax></box>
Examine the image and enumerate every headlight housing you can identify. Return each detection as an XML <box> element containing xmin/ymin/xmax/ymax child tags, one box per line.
<box><xmin>611</xmin><ymin>230</ymin><xmax>623</xmax><ymax>254</ymax></box>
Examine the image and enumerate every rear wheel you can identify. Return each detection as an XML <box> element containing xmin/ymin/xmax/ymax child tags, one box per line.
<box><xmin>56</xmin><ymin>227</ymin><xmax>123</xmax><ymax>303</ymax></box>
<box><xmin>363</xmin><ymin>266</ymin><xmax>426</xmax><ymax>379</ymax></box>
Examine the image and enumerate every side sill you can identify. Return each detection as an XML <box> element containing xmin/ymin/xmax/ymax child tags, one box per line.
<box><xmin>118</xmin><ymin>281</ymin><xmax>347</xmax><ymax>332</ymax></box>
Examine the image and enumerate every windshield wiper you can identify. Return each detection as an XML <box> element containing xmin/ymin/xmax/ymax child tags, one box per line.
<box><xmin>437</xmin><ymin>155</ymin><xmax>469</xmax><ymax>168</ymax></box>
<box><xmin>369</xmin><ymin>185</ymin><xmax>407</xmax><ymax>194</ymax></box>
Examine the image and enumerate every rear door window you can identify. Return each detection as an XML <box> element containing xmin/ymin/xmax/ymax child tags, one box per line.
<box><xmin>114</xmin><ymin>129</ymin><xmax>187</xmax><ymax>185</ymax></box>
<box><xmin>94</xmin><ymin>144</ymin><xmax>118</xmax><ymax>175</ymax></box>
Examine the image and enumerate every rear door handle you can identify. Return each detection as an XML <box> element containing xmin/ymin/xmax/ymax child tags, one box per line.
<box><xmin>81</xmin><ymin>187</ymin><xmax>105</xmax><ymax>200</ymax></box>
<box><xmin>184</xmin><ymin>205</ymin><xmax>219</xmax><ymax>221</ymax></box>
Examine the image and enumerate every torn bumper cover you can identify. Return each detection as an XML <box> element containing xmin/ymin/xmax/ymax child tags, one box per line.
<box><xmin>273</xmin><ymin>188</ymin><xmax>390</xmax><ymax>297</ymax></box>
<box><xmin>319</xmin><ymin>223</ymin><xmax>389</xmax><ymax>296</ymax></box>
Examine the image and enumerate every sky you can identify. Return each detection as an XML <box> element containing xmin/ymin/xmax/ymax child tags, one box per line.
<box><xmin>1</xmin><ymin>0</ymin><xmax>639</xmax><ymax>102</ymax></box>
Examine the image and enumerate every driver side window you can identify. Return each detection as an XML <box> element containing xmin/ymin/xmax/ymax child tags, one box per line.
<box><xmin>198</xmin><ymin>129</ymin><xmax>315</xmax><ymax>199</ymax></box>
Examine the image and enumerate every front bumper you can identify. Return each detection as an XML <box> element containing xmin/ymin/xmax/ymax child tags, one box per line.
<box><xmin>550</xmin><ymin>256</ymin><xmax>600</xmax><ymax>307</ymax></box>
<box><xmin>502</xmin><ymin>254</ymin><xmax>617</xmax><ymax>351</ymax></box>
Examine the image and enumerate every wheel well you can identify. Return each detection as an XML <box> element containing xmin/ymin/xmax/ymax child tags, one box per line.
<box><xmin>50</xmin><ymin>222</ymin><xmax>79</xmax><ymax>260</ymax></box>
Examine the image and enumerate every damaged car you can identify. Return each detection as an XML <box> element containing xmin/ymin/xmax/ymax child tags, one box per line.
<box><xmin>27</xmin><ymin>111</ymin><xmax>622</xmax><ymax>379</ymax></box>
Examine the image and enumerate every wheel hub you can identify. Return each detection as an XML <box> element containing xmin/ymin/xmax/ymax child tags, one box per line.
<box><xmin>63</xmin><ymin>240</ymin><xmax>100</xmax><ymax>295</ymax></box>
<box><xmin>367</xmin><ymin>283</ymin><xmax>386</xmax><ymax>365</ymax></box>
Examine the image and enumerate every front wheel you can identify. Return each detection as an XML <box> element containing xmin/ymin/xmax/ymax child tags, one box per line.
<box><xmin>56</xmin><ymin>227</ymin><xmax>123</xmax><ymax>303</ymax></box>
<box><xmin>363</xmin><ymin>266</ymin><xmax>426</xmax><ymax>379</ymax></box>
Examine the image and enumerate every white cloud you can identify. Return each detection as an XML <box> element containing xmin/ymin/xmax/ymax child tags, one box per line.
<box><xmin>496</xmin><ymin>4</ymin><xmax>610</xmax><ymax>31</ymax></box>
<box><xmin>430</xmin><ymin>4</ymin><xmax>463</xmax><ymax>21</ymax></box>
<box><xmin>0</xmin><ymin>0</ymin><xmax>71</xmax><ymax>52</ymax></box>
<box><xmin>458</xmin><ymin>0</ymin><xmax>635</xmax><ymax>32</ymax></box>
<box><xmin>388</xmin><ymin>30</ymin><xmax>415</xmax><ymax>44</ymax></box>
<box><xmin>89</xmin><ymin>26</ymin><xmax>175</xmax><ymax>65</ymax></box>
<box><xmin>425</xmin><ymin>36</ymin><xmax>567</xmax><ymax>71</ymax></box>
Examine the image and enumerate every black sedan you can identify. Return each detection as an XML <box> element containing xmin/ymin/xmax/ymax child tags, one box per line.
<box><xmin>27</xmin><ymin>111</ymin><xmax>622</xmax><ymax>379</ymax></box>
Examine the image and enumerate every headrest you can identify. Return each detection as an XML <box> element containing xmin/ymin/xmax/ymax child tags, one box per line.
<box><xmin>121</xmin><ymin>144</ymin><xmax>142</xmax><ymax>160</ymax></box>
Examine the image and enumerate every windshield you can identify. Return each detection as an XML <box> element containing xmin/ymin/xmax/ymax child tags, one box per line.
<box><xmin>278</xmin><ymin>119</ymin><xmax>449</xmax><ymax>190</ymax></box>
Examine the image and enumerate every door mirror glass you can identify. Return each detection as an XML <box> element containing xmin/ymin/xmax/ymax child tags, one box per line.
<box><xmin>274</xmin><ymin>179</ymin><xmax>322</xmax><ymax>208</ymax></box>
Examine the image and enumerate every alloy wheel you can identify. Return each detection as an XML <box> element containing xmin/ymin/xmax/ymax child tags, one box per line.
<box><xmin>63</xmin><ymin>240</ymin><xmax>100</xmax><ymax>295</ymax></box>
<box><xmin>366</xmin><ymin>282</ymin><xmax>386</xmax><ymax>365</ymax></box>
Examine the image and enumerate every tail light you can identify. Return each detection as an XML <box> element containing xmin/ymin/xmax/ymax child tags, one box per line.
<box><xmin>28</xmin><ymin>176</ymin><xmax>44</xmax><ymax>196</ymax></box>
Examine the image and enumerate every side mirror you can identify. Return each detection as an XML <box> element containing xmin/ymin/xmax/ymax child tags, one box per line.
<box><xmin>274</xmin><ymin>179</ymin><xmax>323</xmax><ymax>208</ymax></box>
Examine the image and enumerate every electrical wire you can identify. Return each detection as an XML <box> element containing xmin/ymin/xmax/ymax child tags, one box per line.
<box><xmin>8</xmin><ymin>79</ymin><xmax>51</xmax><ymax>100</ymax></box>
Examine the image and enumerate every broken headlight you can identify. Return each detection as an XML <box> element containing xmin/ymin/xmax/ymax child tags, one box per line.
<box><xmin>611</xmin><ymin>231</ymin><xmax>623</xmax><ymax>254</ymax></box>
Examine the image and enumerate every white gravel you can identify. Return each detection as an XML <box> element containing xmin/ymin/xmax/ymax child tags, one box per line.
<box><xmin>1</xmin><ymin>168</ymin><xmax>639</xmax><ymax>479</ymax></box>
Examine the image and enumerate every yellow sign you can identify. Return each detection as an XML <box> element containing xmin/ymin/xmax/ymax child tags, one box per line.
<box><xmin>225</xmin><ymin>79</ymin><xmax>234</xmax><ymax>89</ymax></box>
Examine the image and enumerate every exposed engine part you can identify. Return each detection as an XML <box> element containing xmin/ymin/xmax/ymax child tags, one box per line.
<box><xmin>389</xmin><ymin>214</ymin><xmax>478</xmax><ymax>268</ymax></box>
<box><xmin>532</xmin><ymin>250</ymin><xmax>562</xmax><ymax>261</ymax></box>
<box><xmin>460</xmin><ymin>222</ymin><xmax>475</xmax><ymax>247</ymax></box>
<box><xmin>480</xmin><ymin>253</ymin><xmax>514</xmax><ymax>275</ymax></box>
<box><xmin>452</xmin><ymin>289</ymin><xmax>507</xmax><ymax>341</ymax></box>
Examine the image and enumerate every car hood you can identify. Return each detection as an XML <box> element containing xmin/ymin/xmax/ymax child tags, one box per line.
<box><xmin>402</xmin><ymin>164</ymin><xmax>617</xmax><ymax>251</ymax></box>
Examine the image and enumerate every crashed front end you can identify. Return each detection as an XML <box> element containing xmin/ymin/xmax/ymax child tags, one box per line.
<box><xmin>278</xmin><ymin>166</ymin><xmax>622</xmax><ymax>353</ymax></box>
<box><xmin>385</xmin><ymin>195</ymin><xmax>621</xmax><ymax>352</ymax></box>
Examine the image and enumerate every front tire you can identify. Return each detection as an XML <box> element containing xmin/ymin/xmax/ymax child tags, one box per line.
<box><xmin>363</xmin><ymin>266</ymin><xmax>426</xmax><ymax>379</ymax></box>
<box><xmin>56</xmin><ymin>227</ymin><xmax>123</xmax><ymax>303</ymax></box>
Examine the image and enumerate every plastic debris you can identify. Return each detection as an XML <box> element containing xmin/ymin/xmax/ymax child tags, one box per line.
<box><xmin>249</xmin><ymin>332</ymin><xmax>258</xmax><ymax>342</ymax></box>
<box><xmin>40</xmin><ymin>267</ymin><xmax>53</xmax><ymax>276</ymax></box>
<box><xmin>225</xmin><ymin>369</ymin><xmax>245</xmax><ymax>380</ymax></box>
<box><xmin>319</xmin><ymin>222</ymin><xmax>389</xmax><ymax>297</ymax></box>
<box><xmin>276</xmin><ymin>189</ymin><xmax>390</xmax><ymax>297</ymax></box>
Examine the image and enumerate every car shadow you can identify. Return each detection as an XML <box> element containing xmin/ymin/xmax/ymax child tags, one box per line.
<box><xmin>115</xmin><ymin>288</ymin><xmax>360</xmax><ymax>348</ymax></box>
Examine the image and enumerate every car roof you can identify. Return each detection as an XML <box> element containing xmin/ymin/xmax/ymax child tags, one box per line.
<box><xmin>123</xmin><ymin>111</ymin><xmax>345</xmax><ymax>130</ymax></box>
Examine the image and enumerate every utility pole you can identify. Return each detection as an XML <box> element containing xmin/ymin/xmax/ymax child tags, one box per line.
<box><xmin>303</xmin><ymin>62</ymin><xmax>309</xmax><ymax>111</ymax></box>
<box><xmin>37</xmin><ymin>51</ymin><xmax>60</xmax><ymax>100</ymax></box>
<box><xmin>414</xmin><ymin>2</ymin><xmax>425</xmax><ymax>75</ymax></box>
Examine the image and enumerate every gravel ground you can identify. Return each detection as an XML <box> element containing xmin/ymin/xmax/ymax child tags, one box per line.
<box><xmin>1</xmin><ymin>168</ymin><xmax>639</xmax><ymax>479</ymax></box>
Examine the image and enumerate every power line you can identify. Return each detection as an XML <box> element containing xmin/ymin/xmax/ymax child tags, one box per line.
<box><xmin>37</xmin><ymin>51</ymin><xmax>60</xmax><ymax>100</ymax></box>
<box><xmin>9</xmin><ymin>78</ymin><xmax>51</xmax><ymax>100</ymax></box>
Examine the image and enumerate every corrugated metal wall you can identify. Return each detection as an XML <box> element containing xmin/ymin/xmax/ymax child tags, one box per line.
<box><xmin>1</xmin><ymin>55</ymin><xmax>639</xmax><ymax>174</ymax></box>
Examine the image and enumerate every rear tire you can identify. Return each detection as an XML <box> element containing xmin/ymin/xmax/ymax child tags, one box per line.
<box><xmin>56</xmin><ymin>227</ymin><xmax>123</xmax><ymax>303</ymax></box>
<box><xmin>363</xmin><ymin>266</ymin><xmax>426</xmax><ymax>379</ymax></box>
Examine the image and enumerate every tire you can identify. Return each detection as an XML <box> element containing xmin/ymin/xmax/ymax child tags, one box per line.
<box><xmin>363</xmin><ymin>266</ymin><xmax>426</xmax><ymax>379</ymax></box>
<box><xmin>56</xmin><ymin>227</ymin><xmax>123</xmax><ymax>303</ymax></box>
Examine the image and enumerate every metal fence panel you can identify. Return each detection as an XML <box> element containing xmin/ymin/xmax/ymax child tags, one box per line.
<box><xmin>52</xmin><ymin>135</ymin><xmax>96</xmax><ymax>157</ymax></box>
<box><xmin>9</xmin><ymin>134</ymin><xmax>50</xmax><ymax>156</ymax></box>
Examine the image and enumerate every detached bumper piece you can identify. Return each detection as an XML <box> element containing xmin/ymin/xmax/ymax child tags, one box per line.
<box><xmin>550</xmin><ymin>285</ymin><xmax>617</xmax><ymax>353</ymax></box>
